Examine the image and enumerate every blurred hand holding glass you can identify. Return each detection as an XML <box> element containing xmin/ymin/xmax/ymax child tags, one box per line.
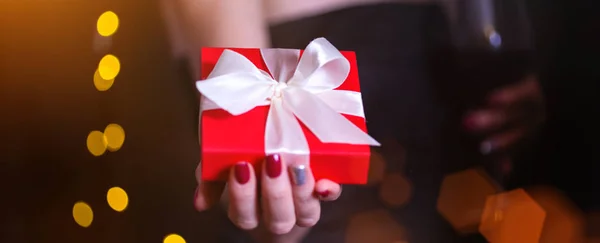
<box><xmin>434</xmin><ymin>0</ymin><xmax>541</xmax><ymax>180</ymax></box>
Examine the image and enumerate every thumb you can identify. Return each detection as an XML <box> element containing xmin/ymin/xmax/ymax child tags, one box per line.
<box><xmin>194</xmin><ymin>163</ymin><xmax>226</xmax><ymax>211</ymax></box>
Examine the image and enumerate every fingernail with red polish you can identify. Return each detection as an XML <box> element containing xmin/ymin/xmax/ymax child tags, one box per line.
<box><xmin>266</xmin><ymin>154</ymin><xmax>282</xmax><ymax>178</ymax></box>
<box><xmin>234</xmin><ymin>162</ymin><xmax>251</xmax><ymax>184</ymax></box>
<box><xmin>317</xmin><ymin>190</ymin><xmax>330</xmax><ymax>198</ymax></box>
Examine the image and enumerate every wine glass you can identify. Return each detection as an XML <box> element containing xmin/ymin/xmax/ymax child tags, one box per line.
<box><xmin>447</xmin><ymin>0</ymin><xmax>535</xmax><ymax>100</ymax></box>
<box><xmin>432</xmin><ymin>0</ymin><xmax>536</xmax><ymax>184</ymax></box>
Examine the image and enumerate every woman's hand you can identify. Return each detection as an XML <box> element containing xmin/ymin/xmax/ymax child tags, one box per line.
<box><xmin>463</xmin><ymin>75</ymin><xmax>545</xmax><ymax>155</ymax></box>
<box><xmin>194</xmin><ymin>154</ymin><xmax>342</xmax><ymax>234</ymax></box>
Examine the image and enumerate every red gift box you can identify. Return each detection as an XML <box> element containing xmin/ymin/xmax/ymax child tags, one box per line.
<box><xmin>198</xmin><ymin>40</ymin><xmax>376</xmax><ymax>184</ymax></box>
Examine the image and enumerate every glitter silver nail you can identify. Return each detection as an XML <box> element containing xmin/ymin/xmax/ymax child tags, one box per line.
<box><xmin>291</xmin><ymin>165</ymin><xmax>307</xmax><ymax>186</ymax></box>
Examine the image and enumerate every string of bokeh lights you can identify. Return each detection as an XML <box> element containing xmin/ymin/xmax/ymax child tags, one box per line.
<box><xmin>72</xmin><ymin>10</ymin><xmax>186</xmax><ymax>243</ymax></box>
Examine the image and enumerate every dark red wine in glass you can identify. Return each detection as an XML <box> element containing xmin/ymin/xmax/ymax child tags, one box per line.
<box><xmin>432</xmin><ymin>0</ymin><xmax>536</xmax><ymax>183</ymax></box>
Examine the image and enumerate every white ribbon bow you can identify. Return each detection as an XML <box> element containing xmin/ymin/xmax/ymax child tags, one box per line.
<box><xmin>197</xmin><ymin>38</ymin><xmax>380</xmax><ymax>165</ymax></box>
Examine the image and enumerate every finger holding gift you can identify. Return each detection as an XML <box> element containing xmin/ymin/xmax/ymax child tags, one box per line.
<box><xmin>194</xmin><ymin>162</ymin><xmax>226</xmax><ymax>211</ymax></box>
<box><xmin>289</xmin><ymin>164</ymin><xmax>321</xmax><ymax>227</ymax></box>
<box><xmin>315</xmin><ymin>179</ymin><xmax>342</xmax><ymax>201</ymax></box>
<box><xmin>227</xmin><ymin>161</ymin><xmax>259</xmax><ymax>230</ymax></box>
<box><xmin>261</xmin><ymin>154</ymin><xmax>296</xmax><ymax>234</ymax></box>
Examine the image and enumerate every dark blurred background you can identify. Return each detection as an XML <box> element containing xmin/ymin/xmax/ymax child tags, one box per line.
<box><xmin>0</xmin><ymin>0</ymin><xmax>598</xmax><ymax>242</ymax></box>
<box><xmin>522</xmin><ymin>0</ymin><xmax>599</xmax><ymax>211</ymax></box>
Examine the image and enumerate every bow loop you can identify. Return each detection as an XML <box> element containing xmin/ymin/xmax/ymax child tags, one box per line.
<box><xmin>289</xmin><ymin>38</ymin><xmax>350</xmax><ymax>93</ymax></box>
<box><xmin>260</xmin><ymin>48</ymin><xmax>301</xmax><ymax>83</ymax></box>
<box><xmin>207</xmin><ymin>49</ymin><xmax>264</xmax><ymax>78</ymax></box>
<box><xmin>196</xmin><ymin>50</ymin><xmax>276</xmax><ymax>116</ymax></box>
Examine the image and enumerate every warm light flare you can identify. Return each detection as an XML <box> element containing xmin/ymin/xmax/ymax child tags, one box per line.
<box><xmin>87</xmin><ymin>130</ymin><xmax>107</xmax><ymax>156</ymax></box>
<box><xmin>164</xmin><ymin>234</ymin><xmax>186</xmax><ymax>243</ymax></box>
<box><xmin>346</xmin><ymin>209</ymin><xmax>407</xmax><ymax>243</ymax></box>
<box><xmin>479</xmin><ymin>188</ymin><xmax>546</xmax><ymax>243</ymax></box>
<box><xmin>107</xmin><ymin>187</ymin><xmax>129</xmax><ymax>212</ymax></box>
<box><xmin>72</xmin><ymin>201</ymin><xmax>94</xmax><ymax>228</ymax></box>
<box><xmin>437</xmin><ymin>168</ymin><xmax>500</xmax><ymax>234</ymax></box>
<box><xmin>379</xmin><ymin>173</ymin><xmax>412</xmax><ymax>207</ymax></box>
<box><xmin>98</xmin><ymin>54</ymin><xmax>121</xmax><ymax>80</ymax></box>
<box><xmin>104</xmin><ymin>123</ymin><xmax>125</xmax><ymax>152</ymax></box>
<box><xmin>97</xmin><ymin>11</ymin><xmax>119</xmax><ymax>37</ymax></box>
<box><xmin>93</xmin><ymin>69</ymin><xmax>115</xmax><ymax>91</ymax></box>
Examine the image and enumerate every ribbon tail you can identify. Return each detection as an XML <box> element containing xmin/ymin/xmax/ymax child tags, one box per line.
<box><xmin>283</xmin><ymin>87</ymin><xmax>380</xmax><ymax>146</ymax></box>
<box><xmin>315</xmin><ymin>90</ymin><xmax>365</xmax><ymax>117</ymax></box>
<box><xmin>264</xmin><ymin>98</ymin><xmax>311</xmax><ymax>166</ymax></box>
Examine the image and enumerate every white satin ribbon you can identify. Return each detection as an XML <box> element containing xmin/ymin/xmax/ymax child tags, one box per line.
<box><xmin>197</xmin><ymin>38</ymin><xmax>380</xmax><ymax>165</ymax></box>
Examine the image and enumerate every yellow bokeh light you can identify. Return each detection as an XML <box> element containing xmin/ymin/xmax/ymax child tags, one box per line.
<box><xmin>104</xmin><ymin>123</ymin><xmax>125</xmax><ymax>151</ymax></box>
<box><xmin>98</xmin><ymin>54</ymin><xmax>121</xmax><ymax>80</ymax></box>
<box><xmin>107</xmin><ymin>187</ymin><xmax>129</xmax><ymax>212</ymax></box>
<box><xmin>73</xmin><ymin>201</ymin><xmax>94</xmax><ymax>228</ymax></box>
<box><xmin>87</xmin><ymin>130</ymin><xmax>107</xmax><ymax>156</ymax></box>
<box><xmin>93</xmin><ymin>69</ymin><xmax>115</xmax><ymax>91</ymax></box>
<box><xmin>164</xmin><ymin>234</ymin><xmax>186</xmax><ymax>243</ymax></box>
<box><xmin>97</xmin><ymin>11</ymin><xmax>119</xmax><ymax>37</ymax></box>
